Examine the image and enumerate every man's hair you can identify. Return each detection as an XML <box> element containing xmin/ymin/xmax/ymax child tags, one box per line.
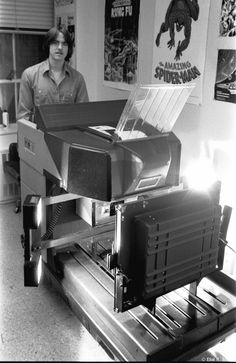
<box><xmin>43</xmin><ymin>26</ymin><xmax>74</xmax><ymax>62</ymax></box>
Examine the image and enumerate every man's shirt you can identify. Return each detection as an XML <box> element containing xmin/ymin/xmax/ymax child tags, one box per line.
<box><xmin>17</xmin><ymin>59</ymin><xmax>89</xmax><ymax>122</ymax></box>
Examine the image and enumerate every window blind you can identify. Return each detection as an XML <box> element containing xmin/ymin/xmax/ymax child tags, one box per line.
<box><xmin>0</xmin><ymin>0</ymin><xmax>54</xmax><ymax>30</ymax></box>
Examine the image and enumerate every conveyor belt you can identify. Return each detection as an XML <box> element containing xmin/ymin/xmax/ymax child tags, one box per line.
<box><xmin>44</xmin><ymin>248</ymin><xmax>236</xmax><ymax>361</ymax></box>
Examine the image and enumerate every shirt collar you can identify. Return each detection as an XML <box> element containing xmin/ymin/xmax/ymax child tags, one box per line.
<box><xmin>42</xmin><ymin>59</ymin><xmax>71</xmax><ymax>77</ymax></box>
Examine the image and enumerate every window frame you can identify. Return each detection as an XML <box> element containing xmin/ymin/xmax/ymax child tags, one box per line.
<box><xmin>0</xmin><ymin>29</ymin><xmax>46</xmax><ymax>122</ymax></box>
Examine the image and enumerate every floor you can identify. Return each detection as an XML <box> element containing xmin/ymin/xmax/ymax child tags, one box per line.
<box><xmin>0</xmin><ymin>201</ymin><xmax>235</xmax><ymax>362</ymax></box>
<box><xmin>0</xmin><ymin>202</ymin><xmax>112</xmax><ymax>362</ymax></box>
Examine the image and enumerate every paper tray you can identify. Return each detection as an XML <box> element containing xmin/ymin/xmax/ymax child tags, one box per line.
<box><xmin>115</xmin><ymin>83</ymin><xmax>195</xmax><ymax>140</ymax></box>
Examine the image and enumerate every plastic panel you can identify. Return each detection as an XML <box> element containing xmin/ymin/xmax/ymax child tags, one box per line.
<box><xmin>135</xmin><ymin>201</ymin><xmax>221</xmax><ymax>299</ymax></box>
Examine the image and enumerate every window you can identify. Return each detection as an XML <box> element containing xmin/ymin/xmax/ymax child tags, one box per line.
<box><xmin>0</xmin><ymin>0</ymin><xmax>54</xmax><ymax>123</ymax></box>
<box><xmin>0</xmin><ymin>30</ymin><xmax>46</xmax><ymax>123</ymax></box>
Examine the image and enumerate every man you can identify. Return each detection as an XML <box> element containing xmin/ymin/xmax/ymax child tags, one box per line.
<box><xmin>17</xmin><ymin>26</ymin><xmax>89</xmax><ymax>122</ymax></box>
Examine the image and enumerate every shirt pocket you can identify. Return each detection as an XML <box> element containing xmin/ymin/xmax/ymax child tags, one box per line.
<box><xmin>60</xmin><ymin>91</ymin><xmax>74</xmax><ymax>103</ymax></box>
<box><xmin>34</xmin><ymin>89</ymin><xmax>49</xmax><ymax>105</ymax></box>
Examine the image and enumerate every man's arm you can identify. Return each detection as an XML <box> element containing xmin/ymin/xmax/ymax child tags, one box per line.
<box><xmin>75</xmin><ymin>73</ymin><xmax>89</xmax><ymax>103</ymax></box>
<box><xmin>17</xmin><ymin>70</ymin><xmax>34</xmax><ymax>122</ymax></box>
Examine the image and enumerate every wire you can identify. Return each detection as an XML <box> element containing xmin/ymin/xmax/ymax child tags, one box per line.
<box><xmin>41</xmin><ymin>185</ymin><xmax>64</xmax><ymax>241</ymax></box>
<box><xmin>41</xmin><ymin>202</ymin><xmax>63</xmax><ymax>241</ymax></box>
<box><xmin>219</xmin><ymin>237</ymin><xmax>236</xmax><ymax>254</ymax></box>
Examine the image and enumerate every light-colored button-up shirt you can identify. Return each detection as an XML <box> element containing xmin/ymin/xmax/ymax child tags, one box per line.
<box><xmin>17</xmin><ymin>59</ymin><xmax>89</xmax><ymax>122</ymax></box>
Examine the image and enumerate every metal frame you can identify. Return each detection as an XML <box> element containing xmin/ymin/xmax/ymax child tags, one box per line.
<box><xmin>22</xmin><ymin>188</ymin><xmax>236</xmax><ymax>360</ymax></box>
<box><xmin>43</xmin><ymin>248</ymin><xmax>236</xmax><ymax>361</ymax></box>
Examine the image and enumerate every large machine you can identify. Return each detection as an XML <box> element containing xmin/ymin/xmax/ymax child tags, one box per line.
<box><xmin>19</xmin><ymin>84</ymin><xmax>236</xmax><ymax>361</ymax></box>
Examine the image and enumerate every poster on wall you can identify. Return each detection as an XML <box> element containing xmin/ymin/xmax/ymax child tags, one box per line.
<box><xmin>152</xmin><ymin>0</ymin><xmax>210</xmax><ymax>105</ymax></box>
<box><xmin>219</xmin><ymin>0</ymin><xmax>236</xmax><ymax>37</ymax></box>
<box><xmin>56</xmin><ymin>14</ymin><xmax>75</xmax><ymax>44</ymax></box>
<box><xmin>54</xmin><ymin>0</ymin><xmax>75</xmax><ymax>48</ymax></box>
<box><xmin>214</xmin><ymin>49</ymin><xmax>236</xmax><ymax>104</ymax></box>
<box><xmin>104</xmin><ymin>0</ymin><xmax>140</xmax><ymax>91</ymax></box>
<box><xmin>54</xmin><ymin>0</ymin><xmax>75</xmax><ymax>68</ymax></box>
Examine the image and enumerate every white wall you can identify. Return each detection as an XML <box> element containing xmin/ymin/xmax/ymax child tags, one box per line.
<box><xmin>75</xmin><ymin>0</ymin><xmax>236</xmax><ymax>246</ymax></box>
<box><xmin>76</xmin><ymin>0</ymin><xmax>235</xmax><ymax>161</ymax></box>
<box><xmin>173</xmin><ymin>0</ymin><xmax>236</xmax><ymax>172</ymax></box>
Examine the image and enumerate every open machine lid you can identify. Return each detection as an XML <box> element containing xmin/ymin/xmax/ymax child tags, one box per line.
<box><xmin>34</xmin><ymin>83</ymin><xmax>194</xmax><ymax>143</ymax></box>
<box><xmin>114</xmin><ymin>83</ymin><xmax>195</xmax><ymax>141</ymax></box>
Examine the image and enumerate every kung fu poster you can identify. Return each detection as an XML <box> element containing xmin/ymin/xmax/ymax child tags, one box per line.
<box><xmin>152</xmin><ymin>0</ymin><xmax>210</xmax><ymax>104</ymax></box>
<box><xmin>104</xmin><ymin>0</ymin><xmax>140</xmax><ymax>91</ymax></box>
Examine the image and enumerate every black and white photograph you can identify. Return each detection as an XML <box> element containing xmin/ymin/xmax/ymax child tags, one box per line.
<box><xmin>0</xmin><ymin>0</ymin><xmax>235</xmax><ymax>362</ymax></box>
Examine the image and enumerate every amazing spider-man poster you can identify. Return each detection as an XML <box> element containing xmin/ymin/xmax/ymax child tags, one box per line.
<box><xmin>152</xmin><ymin>0</ymin><xmax>210</xmax><ymax>104</ymax></box>
<box><xmin>104</xmin><ymin>0</ymin><xmax>140</xmax><ymax>90</ymax></box>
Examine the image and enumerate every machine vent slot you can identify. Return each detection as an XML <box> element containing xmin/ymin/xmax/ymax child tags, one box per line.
<box><xmin>136</xmin><ymin>176</ymin><xmax>161</xmax><ymax>190</ymax></box>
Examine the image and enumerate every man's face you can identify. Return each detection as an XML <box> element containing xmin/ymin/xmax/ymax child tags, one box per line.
<box><xmin>49</xmin><ymin>32</ymin><xmax>68</xmax><ymax>61</ymax></box>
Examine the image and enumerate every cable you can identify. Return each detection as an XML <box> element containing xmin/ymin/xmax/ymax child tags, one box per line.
<box><xmin>41</xmin><ymin>185</ymin><xmax>64</xmax><ymax>241</ymax></box>
<box><xmin>41</xmin><ymin>202</ymin><xmax>63</xmax><ymax>241</ymax></box>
